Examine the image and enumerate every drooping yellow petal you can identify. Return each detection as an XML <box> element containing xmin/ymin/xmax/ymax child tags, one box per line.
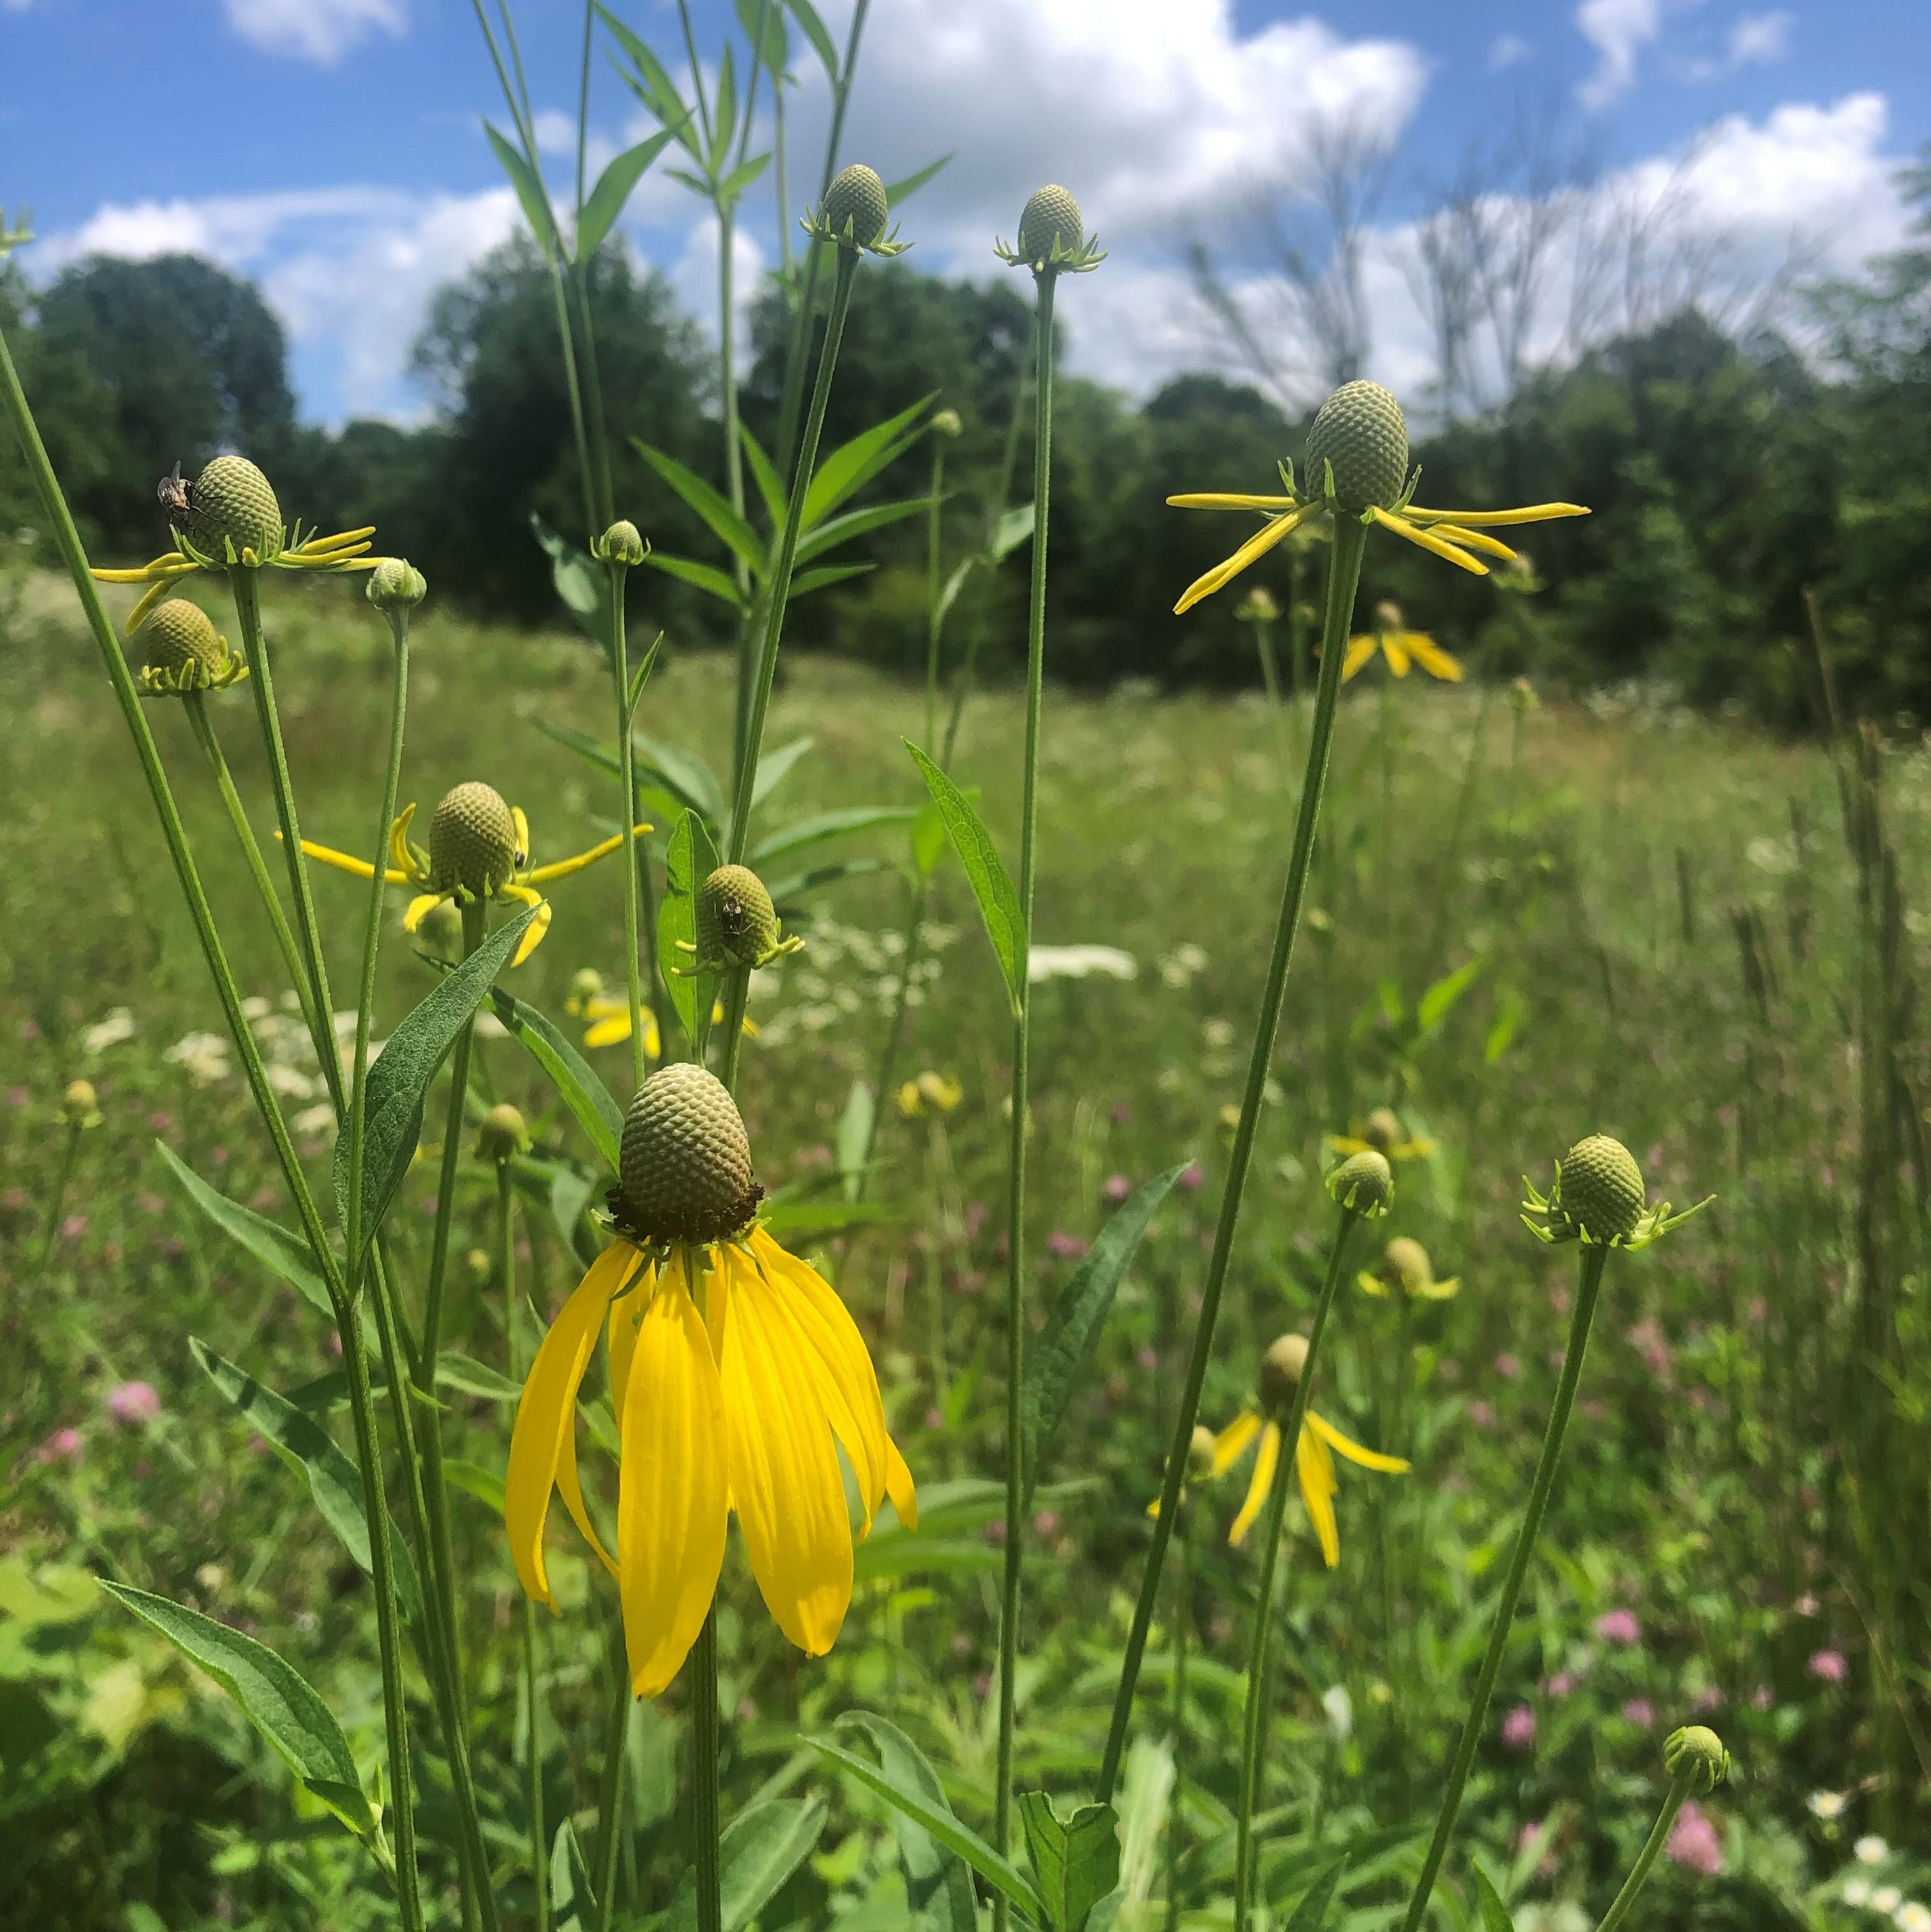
<box><xmin>1228</xmin><ymin>1421</ymin><xmax>1281</xmax><ymax>1548</ymax></box>
<box><xmin>123</xmin><ymin>576</ymin><xmax>190</xmax><ymax>637</ymax></box>
<box><xmin>497</xmin><ymin>883</ymin><xmax>551</xmax><ymax>966</ymax></box>
<box><xmin>1165</xmin><ymin>491</ymin><xmax>1298</xmax><ymax>512</ymax></box>
<box><xmin>388</xmin><ymin>802</ymin><xmax>421</xmax><ymax>881</ymax></box>
<box><xmin>1405</xmin><ymin>636</ymin><xmax>1465</xmax><ymax>682</ymax></box>
<box><xmin>1342</xmin><ymin>634</ymin><xmax>1379</xmax><ymax>681</ymax></box>
<box><xmin>1174</xmin><ymin>501</ymin><xmax>1321</xmax><ymax>615</ymax></box>
<box><xmin>296</xmin><ymin>839</ymin><xmax>405</xmax><ymax>883</ymax></box>
<box><xmin>1404</xmin><ymin>502</ymin><xmax>1589</xmax><ymax>529</ymax></box>
<box><xmin>716</xmin><ymin>1247</ymin><xmax>854</xmax><ymax>1656</ymax></box>
<box><xmin>1371</xmin><ymin>507</ymin><xmax>1488</xmax><ymax>577</ymax></box>
<box><xmin>1211</xmin><ymin>1411</ymin><xmax>1264</xmax><ymax>1476</ymax></box>
<box><xmin>505</xmin><ymin>1242</ymin><xmax>635</xmax><ymax>1608</ymax></box>
<box><xmin>1326</xmin><ymin>1136</ymin><xmax>1370</xmax><ymax>1157</ymax></box>
<box><xmin>94</xmin><ymin>552</ymin><xmax>197</xmax><ymax>584</ymax></box>
<box><xmin>1296</xmin><ymin>1424</ymin><xmax>1341</xmax><ymax>1567</ymax></box>
<box><xmin>510</xmin><ymin>806</ymin><xmax>532</xmax><ymax>869</ymax></box>
<box><xmin>607</xmin><ymin>1256</ymin><xmax>651</xmax><ymax>1417</ymax></box>
<box><xmin>1420</xmin><ymin>523</ymin><xmax>1517</xmax><ymax>563</ymax></box>
<box><xmin>294</xmin><ymin>525</ymin><xmax>378</xmax><ymax>554</ymax></box>
<box><xmin>752</xmin><ymin>1228</ymin><xmax>889</xmax><ymax>1530</ymax></box>
<box><xmin>1306</xmin><ymin>1409</ymin><xmax>1411</xmax><ymax>1474</ymax></box>
<box><xmin>884</xmin><ymin>1434</ymin><xmax>918</xmax><ymax>1531</ymax></box>
<box><xmin>404</xmin><ymin>892</ymin><xmax>451</xmax><ymax>932</ymax></box>
<box><xmin>1383</xmin><ymin>635</ymin><xmax>1412</xmax><ymax>677</ymax></box>
<box><xmin>1415</xmin><ymin>1275</ymin><xmax>1460</xmax><ymax>1301</ymax></box>
<box><xmin>1357</xmin><ymin>1270</ymin><xmax>1392</xmax><ymax>1298</ymax></box>
<box><xmin>616</xmin><ymin>1259</ymin><xmax>729</xmax><ymax>1697</ymax></box>
<box><xmin>525</xmin><ymin>824</ymin><xmax>654</xmax><ymax>886</ymax></box>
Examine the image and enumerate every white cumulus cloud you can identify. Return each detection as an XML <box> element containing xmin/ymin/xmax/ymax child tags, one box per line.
<box><xmin>217</xmin><ymin>0</ymin><xmax>405</xmax><ymax>65</ymax></box>
<box><xmin>1488</xmin><ymin>34</ymin><xmax>1533</xmax><ymax>72</ymax></box>
<box><xmin>1577</xmin><ymin>0</ymin><xmax>1663</xmax><ymax>110</ymax></box>
<box><xmin>1725</xmin><ymin>10</ymin><xmax>1794</xmax><ymax>67</ymax></box>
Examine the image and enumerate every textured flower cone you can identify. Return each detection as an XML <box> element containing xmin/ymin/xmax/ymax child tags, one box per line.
<box><xmin>1362</xmin><ymin>1107</ymin><xmax>1404</xmax><ymax>1153</ymax></box>
<box><xmin>428</xmin><ymin>782</ymin><xmax>520</xmax><ymax>897</ymax></box>
<box><xmin>617</xmin><ymin>1063</ymin><xmax>760</xmax><ymax>1244</ymax></box>
<box><xmin>1258</xmin><ymin>1333</ymin><xmax>1308</xmax><ymax>1420</ymax></box>
<box><xmin>506</xmin><ymin>1062</ymin><xmax>916</xmax><ymax>1697</ymax></box>
<box><xmin>1328</xmin><ymin>1148</ymin><xmax>1394</xmax><ymax>1216</ymax></box>
<box><xmin>141</xmin><ymin>599</ymin><xmax>223</xmax><ymax>680</ymax></box>
<box><xmin>1554</xmin><ymin>1134</ymin><xmax>1646</xmax><ymax>1243</ymax></box>
<box><xmin>1304</xmin><ymin>381</ymin><xmax>1409</xmax><ymax>512</ymax></box>
<box><xmin>822</xmin><ymin>164</ymin><xmax>889</xmax><ymax>246</ymax></box>
<box><xmin>186</xmin><ymin>455</ymin><xmax>284</xmax><ymax>561</ymax></box>
<box><xmin>1384</xmin><ymin>1236</ymin><xmax>1432</xmax><ymax>1295</ymax></box>
<box><xmin>1018</xmin><ymin>183</ymin><xmax>1084</xmax><ymax>263</ymax></box>
<box><xmin>697</xmin><ymin>863</ymin><xmax>780</xmax><ymax>970</ymax></box>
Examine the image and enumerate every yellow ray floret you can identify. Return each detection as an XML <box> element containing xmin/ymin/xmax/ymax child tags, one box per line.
<box><xmin>507</xmin><ymin>1226</ymin><xmax>915</xmax><ymax>1696</ymax></box>
<box><xmin>1211</xmin><ymin>1407</ymin><xmax>1408</xmax><ymax>1567</ymax></box>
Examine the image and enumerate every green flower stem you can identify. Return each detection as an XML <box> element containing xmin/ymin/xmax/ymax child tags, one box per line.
<box><xmin>227</xmin><ymin>567</ymin><xmax>345</xmax><ymax>1118</ymax></box>
<box><xmin>36</xmin><ymin>1120</ymin><xmax>83</xmax><ymax>1271</ymax></box>
<box><xmin>1232</xmin><ymin>1210</ymin><xmax>1361</xmax><ymax>1932</ymax></box>
<box><xmin>1096</xmin><ymin>512</ymin><xmax>1370</xmax><ymax>1806</ymax></box>
<box><xmin>717</xmin><ymin>965</ymin><xmax>752</xmax><ymax>1093</ymax></box>
<box><xmin>854</xmin><ymin>878</ymin><xmax>929</xmax><ymax>1198</ymax></box>
<box><xmin>0</xmin><ymin>323</ymin><xmax>425</xmax><ymax>1931</ymax></box>
<box><xmin>1252</xmin><ymin>615</ymin><xmax>1294</xmax><ymax>776</ymax></box>
<box><xmin>690</xmin><ymin>1611</ymin><xmax>725</xmax><ymax>1932</ymax></box>
<box><xmin>182</xmin><ymin>693</ymin><xmax>329</xmax><ymax>1063</ymax></box>
<box><xmin>725</xmin><ymin>243</ymin><xmax>859</xmax><ymax>867</ymax></box>
<box><xmin>592</xmin><ymin>1628</ymin><xmax>631</xmax><ymax>1929</ymax></box>
<box><xmin>1164</xmin><ymin>1504</ymin><xmax>1193</xmax><ymax>1932</ymax></box>
<box><xmin>608</xmin><ymin>561</ymin><xmax>648</xmax><ymax>1093</ymax></box>
<box><xmin>924</xmin><ymin>434</ymin><xmax>948</xmax><ymax>751</ymax></box>
<box><xmin>1416</xmin><ymin>676</ymin><xmax>1497</xmax><ymax>985</ymax></box>
<box><xmin>345</xmin><ymin>602</ymin><xmax>412</xmax><ymax>1279</ymax></box>
<box><xmin>992</xmin><ymin>269</ymin><xmax>1059</xmax><ymax>1928</ymax></box>
<box><xmin>1592</xmin><ymin>1774</ymin><xmax>1693</xmax><ymax>1932</ymax></box>
<box><xmin>1396</xmin><ymin>1242</ymin><xmax>1612</xmax><ymax>1932</ymax></box>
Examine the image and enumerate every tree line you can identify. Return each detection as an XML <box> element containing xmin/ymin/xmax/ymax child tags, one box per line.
<box><xmin>3</xmin><ymin>155</ymin><xmax>1928</xmax><ymax>729</ymax></box>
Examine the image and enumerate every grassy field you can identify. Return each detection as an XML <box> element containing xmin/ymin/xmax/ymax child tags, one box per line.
<box><xmin>3</xmin><ymin>565</ymin><xmax>1927</xmax><ymax>1929</ymax></box>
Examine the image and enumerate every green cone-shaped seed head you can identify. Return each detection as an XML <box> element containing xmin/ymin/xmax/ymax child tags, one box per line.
<box><xmin>367</xmin><ymin>557</ymin><xmax>427</xmax><ymax>610</ymax></box>
<box><xmin>596</xmin><ymin>519</ymin><xmax>646</xmax><ymax>567</ymax></box>
<box><xmin>1303</xmin><ymin>380</ymin><xmax>1408</xmax><ymax>512</ymax></box>
<box><xmin>1018</xmin><ymin>183</ymin><xmax>1084</xmax><ymax>265</ymax></box>
<box><xmin>617</xmin><ymin>1063</ymin><xmax>760</xmax><ymax>1244</ymax></box>
<box><xmin>428</xmin><ymin>781</ymin><xmax>520</xmax><ymax>897</ymax></box>
<box><xmin>1328</xmin><ymin>1148</ymin><xmax>1394</xmax><ymax>1217</ymax></box>
<box><xmin>187</xmin><ymin>455</ymin><xmax>284</xmax><ymax>562</ymax></box>
<box><xmin>141</xmin><ymin>599</ymin><xmax>224</xmax><ymax>681</ymax></box>
<box><xmin>1554</xmin><ymin>1134</ymin><xmax>1646</xmax><ymax>1243</ymax></box>
<box><xmin>1362</xmin><ymin>1106</ymin><xmax>1404</xmax><ymax>1153</ymax></box>
<box><xmin>477</xmin><ymin>1102</ymin><xmax>530</xmax><ymax>1162</ymax></box>
<box><xmin>1258</xmin><ymin>1333</ymin><xmax>1310</xmax><ymax>1420</ymax></box>
<box><xmin>822</xmin><ymin>164</ymin><xmax>888</xmax><ymax>247</ymax></box>
<box><xmin>698</xmin><ymin>863</ymin><xmax>780</xmax><ymax>968</ymax></box>
<box><xmin>1384</xmin><ymin>1236</ymin><xmax>1433</xmax><ymax>1295</ymax></box>
<box><xmin>1663</xmin><ymin>1724</ymin><xmax>1730</xmax><ymax>1793</ymax></box>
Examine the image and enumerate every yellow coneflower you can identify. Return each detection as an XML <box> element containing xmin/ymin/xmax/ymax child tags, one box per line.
<box><xmin>93</xmin><ymin>455</ymin><xmax>378</xmax><ymax>635</ymax></box>
<box><xmin>297</xmin><ymin>781</ymin><xmax>645</xmax><ymax>969</ymax></box>
<box><xmin>1168</xmin><ymin>381</ymin><xmax>1586</xmax><ymax>614</ymax></box>
<box><xmin>1358</xmin><ymin>1235</ymin><xmax>1460</xmax><ymax>1302</ymax></box>
<box><xmin>1212</xmin><ymin>1336</ymin><xmax>1408</xmax><ymax>1566</ymax></box>
<box><xmin>1343</xmin><ymin>601</ymin><xmax>1462</xmax><ymax>683</ymax></box>
<box><xmin>506</xmin><ymin>1063</ymin><xmax>915</xmax><ymax>1695</ymax></box>
<box><xmin>1329</xmin><ymin>1107</ymin><xmax>1434</xmax><ymax>1164</ymax></box>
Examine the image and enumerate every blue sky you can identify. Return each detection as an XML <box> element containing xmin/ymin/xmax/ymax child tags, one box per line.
<box><xmin>4</xmin><ymin>0</ymin><xmax>1924</xmax><ymax>422</ymax></box>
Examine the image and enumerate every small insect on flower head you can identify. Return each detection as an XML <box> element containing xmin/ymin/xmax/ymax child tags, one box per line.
<box><xmin>689</xmin><ymin>864</ymin><xmax>803</xmax><ymax>973</ymax></box>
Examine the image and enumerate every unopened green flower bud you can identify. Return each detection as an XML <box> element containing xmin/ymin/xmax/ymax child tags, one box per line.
<box><xmin>140</xmin><ymin>599</ymin><xmax>225</xmax><ymax>686</ymax></box>
<box><xmin>931</xmin><ymin>407</ymin><xmax>963</xmax><ymax>439</ymax></box>
<box><xmin>185</xmin><ymin>455</ymin><xmax>284</xmax><ymax>563</ymax></box>
<box><xmin>1187</xmin><ymin>1424</ymin><xmax>1218</xmax><ymax>1482</ymax></box>
<box><xmin>1553</xmin><ymin>1135</ymin><xmax>1646</xmax><ymax>1244</ymax></box>
<box><xmin>1663</xmin><ymin>1724</ymin><xmax>1730</xmax><ymax>1793</ymax></box>
<box><xmin>617</xmin><ymin>1063</ymin><xmax>761</xmax><ymax>1244</ymax></box>
<box><xmin>428</xmin><ymin>782</ymin><xmax>522</xmax><ymax>897</ymax></box>
<box><xmin>1328</xmin><ymin>1149</ymin><xmax>1394</xmax><ymax>1217</ymax></box>
<box><xmin>63</xmin><ymin>1079</ymin><xmax>102</xmax><ymax>1130</ymax></box>
<box><xmin>1303</xmin><ymin>381</ymin><xmax>1409</xmax><ymax>513</ymax></box>
<box><xmin>1235</xmin><ymin>586</ymin><xmax>1280</xmax><ymax>623</ymax></box>
<box><xmin>596</xmin><ymin>520</ymin><xmax>647</xmax><ymax>567</ymax></box>
<box><xmin>1258</xmin><ymin>1334</ymin><xmax>1310</xmax><ymax>1419</ymax></box>
<box><xmin>697</xmin><ymin>863</ymin><xmax>785</xmax><ymax>969</ymax></box>
<box><xmin>822</xmin><ymin>164</ymin><xmax>889</xmax><ymax>247</ymax></box>
<box><xmin>367</xmin><ymin>557</ymin><xmax>427</xmax><ymax>610</ymax></box>
<box><xmin>464</xmin><ymin>1247</ymin><xmax>493</xmax><ymax>1287</ymax></box>
<box><xmin>477</xmin><ymin>1102</ymin><xmax>530</xmax><ymax>1163</ymax></box>
<box><xmin>1017</xmin><ymin>184</ymin><xmax>1084</xmax><ymax>266</ymax></box>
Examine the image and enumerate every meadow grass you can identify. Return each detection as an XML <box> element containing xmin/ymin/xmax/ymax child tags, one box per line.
<box><xmin>3</xmin><ymin>568</ymin><xmax>1923</xmax><ymax>1927</ymax></box>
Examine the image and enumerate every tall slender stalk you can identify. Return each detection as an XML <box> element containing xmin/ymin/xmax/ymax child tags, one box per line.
<box><xmin>923</xmin><ymin>431</ymin><xmax>948</xmax><ymax>750</ymax></box>
<box><xmin>690</xmin><ymin>1613</ymin><xmax>725</xmax><ymax>1932</ymax></box>
<box><xmin>1163</xmin><ymin>1506</ymin><xmax>1193</xmax><ymax>1932</ymax></box>
<box><xmin>0</xmin><ymin>326</ymin><xmax>425</xmax><ymax>1929</ymax></box>
<box><xmin>592</xmin><ymin>1627</ymin><xmax>630</xmax><ymax>1930</ymax></box>
<box><xmin>1232</xmin><ymin>1213</ymin><xmax>1361</xmax><ymax>1932</ymax></box>
<box><xmin>1096</xmin><ymin>515</ymin><xmax>1370</xmax><ymax>1806</ymax></box>
<box><xmin>1395</xmin><ymin>1244</ymin><xmax>1612</xmax><ymax>1932</ymax></box>
<box><xmin>607</xmin><ymin>555</ymin><xmax>648</xmax><ymax>1092</ymax></box>
<box><xmin>1591</xmin><ymin>1771</ymin><xmax>1694</xmax><ymax>1932</ymax></box>
<box><xmin>725</xmin><ymin>244</ymin><xmax>859</xmax><ymax>864</ymax></box>
<box><xmin>992</xmin><ymin>270</ymin><xmax>1058</xmax><ymax>1920</ymax></box>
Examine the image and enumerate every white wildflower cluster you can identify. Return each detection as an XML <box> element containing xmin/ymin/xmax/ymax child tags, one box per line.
<box><xmin>164</xmin><ymin>1032</ymin><xmax>232</xmax><ymax>1088</ymax></box>
<box><xmin>753</xmin><ymin>917</ymin><xmax>957</xmax><ymax>1047</ymax></box>
<box><xmin>1027</xmin><ymin>945</ymin><xmax>1136</xmax><ymax>984</ymax></box>
<box><xmin>81</xmin><ymin>1007</ymin><xmax>137</xmax><ymax>1054</ymax></box>
<box><xmin>1158</xmin><ymin>943</ymin><xmax>1209</xmax><ymax>990</ymax></box>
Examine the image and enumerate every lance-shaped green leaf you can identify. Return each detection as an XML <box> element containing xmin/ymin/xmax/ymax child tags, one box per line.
<box><xmin>836</xmin><ymin>1078</ymin><xmax>874</xmax><ymax>1206</ymax></box>
<box><xmin>662</xmin><ymin>1795</ymin><xmax>828</xmax><ymax>1931</ymax></box>
<box><xmin>1416</xmin><ymin>955</ymin><xmax>1484</xmax><ymax>1038</ymax></box>
<box><xmin>884</xmin><ymin>154</ymin><xmax>954</xmax><ymax>205</ymax></box>
<box><xmin>596</xmin><ymin>4</ymin><xmax>702</xmax><ymax>158</ymax></box>
<box><xmin>576</xmin><ymin>125</ymin><xmax>683</xmax><ymax>261</ymax></box>
<box><xmin>905</xmin><ymin>741</ymin><xmax>1026</xmax><ymax>1015</ymax></box>
<box><xmin>1282</xmin><ymin>1855</ymin><xmax>1350</xmax><ymax>1928</ymax></box>
<box><xmin>531</xmin><ymin>515</ymin><xmax>611</xmax><ymax>654</ymax></box>
<box><xmin>1474</xmin><ymin>1870</ymin><xmax>1517</xmax><ymax>1932</ymax></box>
<box><xmin>658</xmin><ymin>809</ymin><xmax>722</xmax><ymax>1055</ymax></box>
<box><xmin>484</xmin><ymin>984</ymin><xmax>621</xmax><ymax>1173</ymax></box>
<box><xmin>838</xmin><ymin>1712</ymin><xmax>978</xmax><ymax>1932</ymax></box>
<box><xmin>634</xmin><ymin>729</ymin><xmax>725</xmax><ymax>829</ymax></box>
<box><xmin>188</xmin><ymin>1339</ymin><xmax>422</xmax><ymax>1624</ymax></box>
<box><xmin>644</xmin><ymin>551</ymin><xmax>746</xmax><ymax>609</ymax></box>
<box><xmin>158</xmin><ymin>1141</ymin><xmax>331</xmax><ymax>1320</ymax></box>
<box><xmin>551</xmin><ymin>1817</ymin><xmax>598</xmax><ymax>1930</ymax></box>
<box><xmin>333</xmin><ymin>906</ymin><xmax>537</xmax><ymax>1259</ymax></box>
<box><xmin>486</xmin><ymin>123</ymin><xmax>563</xmax><ymax>257</ymax></box>
<box><xmin>807</xmin><ymin>1735</ymin><xmax>1047</xmax><ymax>1923</ymax></box>
<box><xmin>1022</xmin><ymin>1164</ymin><xmax>1186</xmax><ymax>1505</ymax></box>
<box><xmin>783</xmin><ymin>0</ymin><xmax>838</xmax><ymax>80</ymax></box>
<box><xmin>736</xmin><ymin>0</ymin><xmax>790</xmax><ymax>70</ymax></box>
<box><xmin>750</xmin><ymin>803</ymin><xmax>914</xmax><ymax>869</ymax></box>
<box><xmin>633</xmin><ymin>443</ymin><xmax>764</xmax><ymax>575</ymax></box>
<box><xmin>803</xmin><ymin>395</ymin><xmax>936</xmax><ymax>528</ymax></box>
<box><xmin>1018</xmin><ymin>1790</ymin><xmax>1121</xmax><ymax>1932</ymax></box>
<box><xmin>100</xmin><ymin>1581</ymin><xmax>383</xmax><ymax>1850</ymax></box>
